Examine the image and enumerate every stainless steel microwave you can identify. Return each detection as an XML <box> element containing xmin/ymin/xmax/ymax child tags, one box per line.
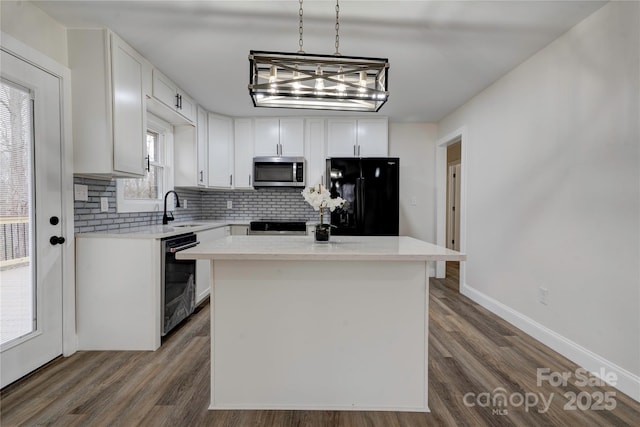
<box><xmin>253</xmin><ymin>156</ymin><xmax>306</xmax><ymax>188</ymax></box>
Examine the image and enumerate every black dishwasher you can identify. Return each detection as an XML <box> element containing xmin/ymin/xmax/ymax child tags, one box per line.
<box><xmin>161</xmin><ymin>233</ymin><xmax>199</xmax><ymax>336</ymax></box>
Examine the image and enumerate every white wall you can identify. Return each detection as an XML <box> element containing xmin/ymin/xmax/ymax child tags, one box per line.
<box><xmin>438</xmin><ymin>1</ymin><xmax>639</xmax><ymax>397</ymax></box>
<box><xmin>0</xmin><ymin>1</ymin><xmax>68</xmax><ymax>67</ymax></box>
<box><xmin>389</xmin><ymin>123</ymin><xmax>438</xmax><ymax>244</ymax></box>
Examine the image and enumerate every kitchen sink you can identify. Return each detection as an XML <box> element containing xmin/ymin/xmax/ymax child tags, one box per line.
<box><xmin>172</xmin><ymin>223</ymin><xmax>201</xmax><ymax>228</ymax></box>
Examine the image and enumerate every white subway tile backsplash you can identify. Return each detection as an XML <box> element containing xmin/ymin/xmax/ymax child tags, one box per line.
<box><xmin>73</xmin><ymin>177</ymin><xmax>318</xmax><ymax>233</ymax></box>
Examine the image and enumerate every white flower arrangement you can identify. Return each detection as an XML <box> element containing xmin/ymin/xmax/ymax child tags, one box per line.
<box><xmin>301</xmin><ymin>184</ymin><xmax>346</xmax><ymax>225</ymax></box>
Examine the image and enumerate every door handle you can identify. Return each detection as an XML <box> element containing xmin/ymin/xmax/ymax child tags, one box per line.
<box><xmin>49</xmin><ymin>236</ymin><xmax>65</xmax><ymax>245</ymax></box>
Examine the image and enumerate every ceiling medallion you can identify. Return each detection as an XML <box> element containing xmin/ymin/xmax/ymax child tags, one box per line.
<box><xmin>248</xmin><ymin>0</ymin><xmax>389</xmax><ymax>112</ymax></box>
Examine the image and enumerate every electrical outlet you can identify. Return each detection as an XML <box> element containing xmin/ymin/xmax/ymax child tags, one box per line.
<box><xmin>538</xmin><ymin>287</ymin><xmax>549</xmax><ymax>305</ymax></box>
<box><xmin>74</xmin><ymin>184</ymin><xmax>88</xmax><ymax>201</ymax></box>
<box><xmin>227</xmin><ymin>200</ymin><xmax>233</xmax><ymax>209</ymax></box>
<box><xmin>183</xmin><ymin>199</ymin><xmax>188</xmax><ymax>209</ymax></box>
<box><xmin>100</xmin><ymin>197</ymin><xmax>109</xmax><ymax>212</ymax></box>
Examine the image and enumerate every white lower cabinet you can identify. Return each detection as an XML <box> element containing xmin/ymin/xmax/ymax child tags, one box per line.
<box><xmin>76</xmin><ymin>236</ymin><xmax>162</xmax><ymax>351</ymax></box>
<box><xmin>195</xmin><ymin>226</ymin><xmax>230</xmax><ymax>303</ymax></box>
<box><xmin>230</xmin><ymin>224</ymin><xmax>250</xmax><ymax>235</ymax></box>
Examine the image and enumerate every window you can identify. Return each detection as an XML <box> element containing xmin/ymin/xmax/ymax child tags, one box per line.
<box><xmin>116</xmin><ymin>114</ymin><xmax>173</xmax><ymax>212</ymax></box>
<box><xmin>123</xmin><ymin>131</ymin><xmax>163</xmax><ymax>200</ymax></box>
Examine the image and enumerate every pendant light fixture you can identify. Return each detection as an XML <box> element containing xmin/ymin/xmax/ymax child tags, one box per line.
<box><xmin>248</xmin><ymin>0</ymin><xmax>389</xmax><ymax>112</ymax></box>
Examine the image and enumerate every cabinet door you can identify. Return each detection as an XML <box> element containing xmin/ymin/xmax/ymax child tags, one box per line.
<box><xmin>177</xmin><ymin>89</ymin><xmax>196</xmax><ymax>123</ymax></box>
<box><xmin>305</xmin><ymin>118</ymin><xmax>326</xmax><ymax>187</ymax></box>
<box><xmin>111</xmin><ymin>34</ymin><xmax>145</xmax><ymax>175</ymax></box>
<box><xmin>195</xmin><ymin>227</ymin><xmax>230</xmax><ymax>304</ymax></box>
<box><xmin>196</xmin><ymin>106</ymin><xmax>208</xmax><ymax>186</ymax></box>
<box><xmin>152</xmin><ymin>69</ymin><xmax>179</xmax><ymax>112</ymax></box>
<box><xmin>230</xmin><ymin>225</ymin><xmax>249</xmax><ymax>235</ymax></box>
<box><xmin>253</xmin><ymin>118</ymin><xmax>280</xmax><ymax>157</ymax></box>
<box><xmin>234</xmin><ymin>119</ymin><xmax>254</xmax><ymax>189</ymax></box>
<box><xmin>358</xmin><ymin>119</ymin><xmax>388</xmax><ymax>157</ymax></box>
<box><xmin>326</xmin><ymin>119</ymin><xmax>357</xmax><ymax>158</ymax></box>
<box><xmin>280</xmin><ymin>118</ymin><xmax>305</xmax><ymax>157</ymax></box>
<box><xmin>208</xmin><ymin>113</ymin><xmax>233</xmax><ymax>188</ymax></box>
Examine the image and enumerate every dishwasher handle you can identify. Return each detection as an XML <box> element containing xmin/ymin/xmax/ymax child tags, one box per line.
<box><xmin>169</xmin><ymin>241</ymin><xmax>200</xmax><ymax>253</ymax></box>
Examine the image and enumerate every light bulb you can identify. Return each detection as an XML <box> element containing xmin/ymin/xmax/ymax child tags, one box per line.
<box><xmin>358</xmin><ymin>71</ymin><xmax>367</xmax><ymax>93</ymax></box>
<box><xmin>336</xmin><ymin>66</ymin><xmax>346</xmax><ymax>93</ymax></box>
<box><xmin>269</xmin><ymin>65</ymin><xmax>277</xmax><ymax>87</ymax></box>
<box><xmin>315</xmin><ymin>65</ymin><xmax>324</xmax><ymax>92</ymax></box>
<box><xmin>293</xmin><ymin>67</ymin><xmax>301</xmax><ymax>90</ymax></box>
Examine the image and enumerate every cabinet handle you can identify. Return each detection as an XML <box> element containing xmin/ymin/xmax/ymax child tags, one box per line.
<box><xmin>179</xmin><ymin>94</ymin><xmax>183</xmax><ymax>109</ymax></box>
<box><xmin>249</xmin><ymin>174</ymin><xmax>252</xmax><ymax>186</ymax></box>
<box><xmin>354</xmin><ymin>145</ymin><xmax>357</xmax><ymax>156</ymax></box>
<box><xmin>145</xmin><ymin>155</ymin><xmax>150</xmax><ymax>172</ymax></box>
<box><xmin>199</xmin><ymin>170</ymin><xmax>203</xmax><ymax>182</ymax></box>
<box><xmin>229</xmin><ymin>174</ymin><xmax>233</xmax><ymax>186</ymax></box>
<box><xmin>358</xmin><ymin>145</ymin><xmax>361</xmax><ymax>156</ymax></box>
<box><xmin>175</xmin><ymin>93</ymin><xmax>180</xmax><ymax>109</ymax></box>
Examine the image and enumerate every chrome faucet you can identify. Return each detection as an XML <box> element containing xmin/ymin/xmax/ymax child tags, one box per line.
<box><xmin>162</xmin><ymin>190</ymin><xmax>181</xmax><ymax>225</ymax></box>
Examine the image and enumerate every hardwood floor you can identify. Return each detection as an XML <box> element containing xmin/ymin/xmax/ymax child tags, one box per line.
<box><xmin>2</xmin><ymin>269</ymin><xmax>639</xmax><ymax>426</ymax></box>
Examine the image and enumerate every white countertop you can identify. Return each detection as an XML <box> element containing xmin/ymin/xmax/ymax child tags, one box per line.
<box><xmin>176</xmin><ymin>235</ymin><xmax>466</xmax><ymax>262</ymax></box>
<box><xmin>75</xmin><ymin>221</ymin><xmax>232</xmax><ymax>239</ymax></box>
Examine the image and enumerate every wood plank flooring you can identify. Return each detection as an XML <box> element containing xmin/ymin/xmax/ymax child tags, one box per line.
<box><xmin>2</xmin><ymin>266</ymin><xmax>639</xmax><ymax>426</ymax></box>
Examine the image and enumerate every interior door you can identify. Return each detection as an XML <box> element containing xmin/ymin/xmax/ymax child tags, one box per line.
<box><xmin>446</xmin><ymin>163</ymin><xmax>461</xmax><ymax>251</ymax></box>
<box><xmin>0</xmin><ymin>50</ymin><xmax>64</xmax><ymax>388</ymax></box>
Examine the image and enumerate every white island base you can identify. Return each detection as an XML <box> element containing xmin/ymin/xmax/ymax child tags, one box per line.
<box><xmin>178</xmin><ymin>236</ymin><xmax>465</xmax><ymax>411</ymax></box>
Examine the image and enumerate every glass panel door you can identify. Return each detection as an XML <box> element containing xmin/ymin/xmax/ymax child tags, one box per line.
<box><xmin>1</xmin><ymin>49</ymin><xmax>63</xmax><ymax>388</ymax></box>
<box><xmin>0</xmin><ymin>79</ymin><xmax>35</xmax><ymax>346</ymax></box>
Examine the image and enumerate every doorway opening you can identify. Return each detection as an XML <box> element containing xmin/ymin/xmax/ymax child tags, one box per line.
<box><xmin>435</xmin><ymin>128</ymin><xmax>466</xmax><ymax>291</ymax></box>
<box><xmin>445</xmin><ymin>140</ymin><xmax>461</xmax><ymax>289</ymax></box>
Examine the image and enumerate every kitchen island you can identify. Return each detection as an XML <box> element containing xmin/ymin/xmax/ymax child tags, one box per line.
<box><xmin>177</xmin><ymin>235</ymin><xmax>465</xmax><ymax>412</ymax></box>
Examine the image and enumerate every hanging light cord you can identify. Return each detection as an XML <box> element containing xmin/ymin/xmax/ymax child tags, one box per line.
<box><xmin>334</xmin><ymin>0</ymin><xmax>340</xmax><ymax>56</ymax></box>
<box><xmin>298</xmin><ymin>0</ymin><xmax>305</xmax><ymax>53</ymax></box>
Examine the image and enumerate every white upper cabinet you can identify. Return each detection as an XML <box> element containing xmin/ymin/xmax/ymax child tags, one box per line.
<box><xmin>149</xmin><ymin>69</ymin><xmax>196</xmax><ymax>124</ymax></box>
<box><xmin>173</xmin><ymin>105</ymin><xmax>208</xmax><ymax>188</ymax></box>
<box><xmin>68</xmin><ymin>29</ymin><xmax>147</xmax><ymax>178</ymax></box>
<box><xmin>208</xmin><ymin>113</ymin><xmax>234</xmax><ymax>188</ymax></box>
<box><xmin>326</xmin><ymin>118</ymin><xmax>388</xmax><ymax>158</ymax></box>
<box><xmin>196</xmin><ymin>106</ymin><xmax>208</xmax><ymax>186</ymax></box>
<box><xmin>356</xmin><ymin>119</ymin><xmax>388</xmax><ymax>156</ymax></box>
<box><xmin>326</xmin><ymin>119</ymin><xmax>357</xmax><ymax>157</ymax></box>
<box><xmin>253</xmin><ymin>118</ymin><xmax>279</xmax><ymax>157</ymax></box>
<box><xmin>279</xmin><ymin>119</ymin><xmax>305</xmax><ymax>157</ymax></box>
<box><xmin>234</xmin><ymin>119</ymin><xmax>255</xmax><ymax>189</ymax></box>
<box><xmin>305</xmin><ymin>118</ymin><xmax>326</xmax><ymax>188</ymax></box>
<box><xmin>254</xmin><ymin>118</ymin><xmax>304</xmax><ymax>157</ymax></box>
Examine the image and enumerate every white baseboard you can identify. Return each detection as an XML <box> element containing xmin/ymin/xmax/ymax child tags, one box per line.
<box><xmin>196</xmin><ymin>289</ymin><xmax>210</xmax><ymax>306</ymax></box>
<box><xmin>460</xmin><ymin>282</ymin><xmax>640</xmax><ymax>402</ymax></box>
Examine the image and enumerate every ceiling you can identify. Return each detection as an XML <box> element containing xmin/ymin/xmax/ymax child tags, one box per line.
<box><xmin>34</xmin><ymin>0</ymin><xmax>606</xmax><ymax>122</ymax></box>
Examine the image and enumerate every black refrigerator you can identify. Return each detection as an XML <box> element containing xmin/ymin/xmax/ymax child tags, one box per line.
<box><xmin>326</xmin><ymin>157</ymin><xmax>400</xmax><ymax>236</ymax></box>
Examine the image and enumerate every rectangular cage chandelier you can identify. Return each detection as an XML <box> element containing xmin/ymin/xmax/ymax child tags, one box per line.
<box><xmin>248</xmin><ymin>51</ymin><xmax>389</xmax><ymax>112</ymax></box>
<box><xmin>247</xmin><ymin>0</ymin><xmax>389</xmax><ymax>112</ymax></box>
